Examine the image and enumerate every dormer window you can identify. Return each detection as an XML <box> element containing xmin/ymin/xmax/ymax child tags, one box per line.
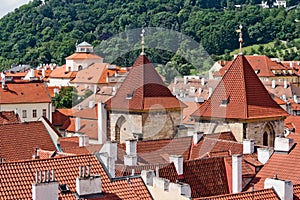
<box><xmin>221</xmin><ymin>96</ymin><xmax>230</xmax><ymax>106</ymax></box>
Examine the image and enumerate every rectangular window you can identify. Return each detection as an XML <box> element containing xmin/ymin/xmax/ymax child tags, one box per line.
<box><xmin>42</xmin><ymin>109</ymin><xmax>47</xmax><ymax>117</ymax></box>
<box><xmin>22</xmin><ymin>110</ymin><xmax>27</xmax><ymax>118</ymax></box>
<box><xmin>32</xmin><ymin>109</ymin><xmax>37</xmax><ymax>118</ymax></box>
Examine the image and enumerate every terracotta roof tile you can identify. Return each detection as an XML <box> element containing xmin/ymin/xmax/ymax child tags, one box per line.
<box><xmin>249</xmin><ymin>133</ymin><xmax>300</xmax><ymax>191</ymax></box>
<box><xmin>65</xmin><ymin>52</ymin><xmax>103</xmax><ymax>60</ymax></box>
<box><xmin>106</xmin><ymin>54</ymin><xmax>185</xmax><ymax>111</ymax></box>
<box><xmin>192</xmin><ymin>55</ymin><xmax>288</xmax><ymax>120</ymax></box>
<box><xmin>49</xmin><ymin>65</ymin><xmax>77</xmax><ymax>78</ymax></box>
<box><xmin>0</xmin><ymin>121</ymin><xmax>57</xmax><ymax>161</ymax></box>
<box><xmin>0</xmin><ymin>154</ymin><xmax>152</xmax><ymax>199</ymax></box>
<box><xmin>285</xmin><ymin>115</ymin><xmax>300</xmax><ymax>133</ymax></box>
<box><xmin>0</xmin><ymin>111</ymin><xmax>20</xmax><ymax>124</ymax></box>
<box><xmin>52</xmin><ymin>109</ymin><xmax>69</xmax><ymax>126</ymax></box>
<box><xmin>0</xmin><ymin>81</ymin><xmax>51</xmax><ymax>104</ymax></box>
<box><xmin>70</xmin><ymin>63</ymin><xmax>107</xmax><ymax>84</ymax></box>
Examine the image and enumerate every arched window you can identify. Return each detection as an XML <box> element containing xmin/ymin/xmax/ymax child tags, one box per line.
<box><xmin>115</xmin><ymin>116</ymin><xmax>126</xmax><ymax>142</ymax></box>
<box><xmin>263</xmin><ymin>132</ymin><xmax>268</xmax><ymax>146</ymax></box>
<box><xmin>78</xmin><ymin>65</ymin><xmax>83</xmax><ymax>71</ymax></box>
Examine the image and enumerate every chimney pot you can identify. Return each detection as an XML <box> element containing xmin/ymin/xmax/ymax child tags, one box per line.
<box><xmin>274</xmin><ymin>136</ymin><xmax>294</xmax><ymax>152</ymax></box>
<box><xmin>243</xmin><ymin>139</ymin><xmax>254</xmax><ymax>154</ymax></box>
<box><xmin>264</xmin><ymin>177</ymin><xmax>293</xmax><ymax>200</ymax></box>
<box><xmin>257</xmin><ymin>147</ymin><xmax>273</xmax><ymax>164</ymax></box>
<box><xmin>169</xmin><ymin>155</ymin><xmax>184</xmax><ymax>175</ymax></box>
<box><xmin>232</xmin><ymin>154</ymin><xmax>242</xmax><ymax>193</ymax></box>
<box><xmin>141</xmin><ymin>170</ymin><xmax>155</xmax><ymax>186</ymax></box>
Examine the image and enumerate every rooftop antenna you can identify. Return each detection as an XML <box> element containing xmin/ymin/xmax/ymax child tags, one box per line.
<box><xmin>238</xmin><ymin>24</ymin><xmax>243</xmax><ymax>54</ymax></box>
<box><xmin>140</xmin><ymin>29</ymin><xmax>145</xmax><ymax>55</ymax></box>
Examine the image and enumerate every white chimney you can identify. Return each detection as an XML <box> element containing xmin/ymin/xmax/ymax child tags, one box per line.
<box><xmin>126</xmin><ymin>139</ymin><xmax>137</xmax><ymax>155</ymax></box>
<box><xmin>272</xmin><ymin>80</ymin><xmax>276</xmax><ymax>88</ymax></box>
<box><xmin>124</xmin><ymin>154</ymin><xmax>137</xmax><ymax>166</ymax></box>
<box><xmin>98</xmin><ymin>102</ymin><xmax>107</xmax><ymax>144</ymax></box>
<box><xmin>208</xmin><ymin>87</ymin><xmax>213</xmax><ymax>98</ymax></box>
<box><xmin>79</xmin><ymin>135</ymin><xmax>89</xmax><ymax>147</ymax></box>
<box><xmin>198</xmin><ymin>87</ymin><xmax>202</xmax><ymax>94</ymax></box>
<box><xmin>76</xmin><ymin>166</ymin><xmax>102</xmax><ymax>197</ymax></box>
<box><xmin>243</xmin><ymin>139</ymin><xmax>254</xmax><ymax>154</ymax></box>
<box><xmin>99</xmin><ymin>141</ymin><xmax>117</xmax><ymax>178</ymax></box>
<box><xmin>32</xmin><ymin>170</ymin><xmax>58</xmax><ymax>200</ymax></box>
<box><xmin>264</xmin><ymin>176</ymin><xmax>293</xmax><ymax>200</ymax></box>
<box><xmin>274</xmin><ymin>136</ymin><xmax>294</xmax><ymax>152</ymax></box>
<box><xmin>169</xmin><ymin>182</ymin><xmax>191</xmax><ymax>198</ymax></box>
<box><xmin>42</xmin><ymin>68</ymin><xmax>46</xmax><ymax>77</ymax></box>
<box><xmin>141</xmin><ymin>170</ymin><xmax>155</xmax><ymax>186</ymax></box>
<box><xmin>169</xmin><ymin>155</ymin><xmax>183</xmax><ymax>175</ymax></box>
<box><xmin>89</xmin><ymin>101</ymin><xmax>95</xmax><ymax>108</ymax></box>
<box><xmin>257</xmin><ymin>147</ymin><xmax>273</xmax><ymax>164</ymax></box>
<box><xmin>294</xmin><ymin>95</ymin><xmax>299</xmax><ymax>104</ymax></box>
<box><xmin>75</xmin><ymin>117</ymin><xmax>81</xmax><ymax>132</ymax></box>
<box><xmin>290</xmin><ymin>61</ymin><xmax>294</xmax><ymax>68</ymax></box>
<box><xmin>93</xmin><ymin>85</ymin><xmax>97</xmax><ymax>94</ymax></box>
<box><xmin>153</xmin><ymin>177</ymin><xmax>170</xmax><ymax>191</ymax></box>
<box><xmin>184</xmin><ymin>76</ymin><xmax>188</xmax><ymax>84</ymax></box>
<box><xmin>193</xmin><ymin>132</ymin><xmax>203</xmax><ymax>145</ymax></box>
<box><xmin>284</xmin><ymin>80</ymin><xmax>288</xmax><ymax>89</ymax></box>
<box><xmin>14</xmin><ymin>108</ymin><xmax>18</xmax><ymax>116</ymax></box>
<box><xmin>232</xmin><ymin>154</ymin><xmax>242</xmax><ymax>193</ymax></box>
<box><xmin>189</xmin><ymin>87</ymin><xmax>195</xmax><ymax>94</ymax></box>
<box><xmin>201</xmin><ymin>77</ymin><xmax>205</xmax><ymax>86</ymax></box>
<box><xmin>53</xmin><ymin>88</ymin><xmax>59</xmax><ymax>95</ymax></box>
<box><xmin>174</xmin><ymin>77</ymin><xmax>177</xmax><ymax>84</ymax></box>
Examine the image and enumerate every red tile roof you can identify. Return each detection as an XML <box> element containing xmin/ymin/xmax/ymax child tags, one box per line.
<box><xmin>0</xmin><ymin>111</ymin><xmax>20</xmax><ymax>124</ymax></box>
<box><xmin>49</xmin><ymin>65</ymin><xmax>77</xmax><ymax>78</ymax></box>
<box><xmin>248</xmin><ymin>133</ymin><xmax>300</xmax><ymax>191</ymax></box>
<box><xmin>192</xmin><ymin>55</ymin><xmax>288</xmax><ymax>120</ymax></box>
<box><xmin>285</xmin><ymin>115</ymin><xmax>300</xmax><ymax>133</ymax></box>
<box><xmin>65</xmin><ymin>52</ymin><xmax>103</xmax><ymax>60</ymax></box>
<box><xmin>52</xmin><ymin>109</ymin><xmax>70</xmax><ymax>126</ymax></box>
<box><xmin>0</xmin><ymin>121</ymin><xmax>57</xmax><ymax>161</ymax></box>
<box><xmin>0</xmin><ymin>154</ymin><xmax>152</xmax><ymax>199</ymax></box>
<box><xmin>0</xmin><ymin>81</ymin><xmax>51</xmax><ymax>104</ymax></box>
<box><xmin>106</xmin><ymin>54</ymin><xmax>186</xmax><ymax>111</ymax></box>
<box><xmin>70</xmin><ymin>63</ymin><xmax>107</xmax><ymax>84</ymax></box>
<box><xmin>64</xmin><ymin>118</ymin><xmax>98</xmax><ymax>139</ymax></box>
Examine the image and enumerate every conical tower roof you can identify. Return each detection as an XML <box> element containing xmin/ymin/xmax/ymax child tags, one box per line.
<box><xmin>106</xmin><ymin>54</ymin><xmax>185</xmax><ymax>111</ymax></box>
<box><xmin>192</xmin><ymin>55</ymin><xmax>288</xmax><ymax>120</ymax></box>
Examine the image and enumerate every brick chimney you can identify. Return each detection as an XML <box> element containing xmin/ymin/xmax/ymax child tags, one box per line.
<box><xmin>264</xmin><ymin>176</ymin><xmax>293</xmax><ymax>200</ymax></box>
<box><xmin>169</xmin><ymin>155</ymin><xmax>183</xmax><ymax>175</ymax></box>
<box><xmin>232</xmin><ymin>154</ymin><xmax>242</xmax><ymax>193</ymax></box>
<box><xmin>75</xmin><ymin>166</ymin><xmax>102</xmax><ymax>198</ymax></box>
<box><xmin>243</xmin><ymin>139</ymin><xmax>254</xmax><ymax>154</ymax></box>
<box><xmin>32</xmin><ymin>170</ymin><xmax>58</xmax><ymax>200</ymax></box>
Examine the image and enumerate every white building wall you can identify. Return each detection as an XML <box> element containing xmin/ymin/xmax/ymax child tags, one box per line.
<box><xmin>0</xmin><ymin>102</ymin><xmax>52</xmax><ymax>122</ymax></box>
<box><xmin>48</xmin><ymin>78</ymin><xmax>71</xmax><ymax>87</ymax></box>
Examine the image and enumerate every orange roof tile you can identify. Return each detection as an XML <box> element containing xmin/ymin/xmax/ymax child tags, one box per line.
<box><xmin>285</xmin><ymin>115</ymin><xmax>300</xmax><ymax>133</ymax></box>
<box><xmin>0</xmin><ymin>121</ymin><xmax>57</xmax><ymax>161</ymax></box>
<box><xmin>249</xmin><ymin>133</ymin><xmax>300</xmax><ymax>191</ymax></box>
<box><xmin>0</xmin><ymin>81</ymin><xmax>51</xmax><ymax>104</ymax></box>
<box><xmin>47</xmin><ymin>86</ymin><xmax>60</xmax><ymax>98</ymax></box>
<box><xmin>0</xmin><ymin>111</ymin><xmax>20</xmax><ymax>124</ymax></box>
<box><xmin>192</xmin><ymin>55</ymin><xmax>288</xmax><ymax>120</ymax></box>
<box><xmin>64</xmin><ymin>118</ymin><xmax>98</xmax><ymax>139</ymax></box>
<box><xmin>106</xmin><ymin>54</ymin><xmax>186</xmax><ymax>111</ymax></box>
<box><xmin>0</xmin><ymin>154</ymin><xmax>152</xmax><ymax>199</ymax></box>
<box><xmin>70</xmin><ymin>63</ymin><xmax>107</xmax><ymax>84</ymax></box>
<box><xmin>65</xmin><ymin>52</ymin><xmax>103</xmax><ymax>60</ymax></box>
<box><xmin>49</xmin><ymin>65</ymin><xmax>77</xmax><ymax>78</ymax></box>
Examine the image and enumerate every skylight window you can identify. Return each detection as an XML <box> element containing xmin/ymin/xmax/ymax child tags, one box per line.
<box><xmin>221</xmin><ymin>96</ymin><xmax>230</xmax><ymax>106</ymax></box>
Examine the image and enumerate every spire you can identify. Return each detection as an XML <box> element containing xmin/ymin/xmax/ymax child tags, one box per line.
<box><xmin>140</xmin><ymin>29</ymin><xmax>145</xmax><ymax>55</ymax></box>
<box><xmin>238</xmin><ymin>24</ymin><xmax>243</xmax><ymax>54</ymax></box>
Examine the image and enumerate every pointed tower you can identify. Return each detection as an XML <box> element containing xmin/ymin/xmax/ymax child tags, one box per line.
<box><xmin>105</xmin><ymin>30</ymin><xmax>186</xmax><ymax>143</ymax></box>
<box><xmin>191</xmin><ymin>55</ymin><xmax>288</xmax><ymax>146</ymax></box>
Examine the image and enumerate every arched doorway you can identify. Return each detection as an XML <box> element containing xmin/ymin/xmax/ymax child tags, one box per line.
<box><xmin>262</xmin><ymin>123</ymin><xmax>275</xmax><ymax>147</ymax></box>
<box><xmin>78</xmin><ymin>65</ymin><xmax>83</xmax><ymax>71</ymax></box>
<box><xmin>115</xmin><ymin>116</ymin><xmax>126</xmax><ymax>142</ymax></box>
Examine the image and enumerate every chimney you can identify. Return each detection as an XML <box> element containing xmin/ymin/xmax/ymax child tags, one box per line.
<box><xmin>32</xmin><ymin>147</ymin><xmax>39</xmax><ymax>159</ymax></box>
<box><xmin>243</xmin><ymin>139</ymin><xmax>254</xmax><ymax>154</ymax></box>
<box><xmin>75</xmin><ymin>117</ymin><xmax>81</xmax><ymax>132</ymax></box>
<box><xmin>294</xmin><ymin>95</ymin><xmax>298</xmax><ymax>104</ymax></box>
<box><xmin>174</xmin><ymin>77</ymin><xmax>177</xmax><ymax>84</ymax></box>
<box><xmin>284</xmin><ymin>80</ymin><xmax>288</xmax><ymax>89</ymax></box>
<box><xmin>184</xmin><ymin>76</ymin><xmax>188</xmax><ymax>84</ymax></box>
<box><xmin>232</xmin><ymin>154</ymin><xmax>242</xmax><ymax>193</ymax></box>
<box><xmin>98</xmin><ymin>102</ymin><xmax>107</xmax><ymax>144</ymax></box>
<box><xmin>274</xmin><ymin>136</ymin><xmax>294</xmax><ymax>152</ymax></box>
<box><xmin>126</xmin><ymin>139</ymin><xmax>137</xmax><ymax>155</ymax></box>
<box><xmin>141</xmin><ymin>170</ymin><xmax>155</xmax><ymax>186</ymax></box>
<box><xmin>42</xmin><ymin>68</ymin><xmax>46</xmax><ymax>77</ymax></box>
<box><xmin>272</xmin><ymin>80</ymin><xmax>276</xmax><ymax>88</ymax></box>
<box><xmin>169</xmin><ymin>155</ymin><xmax>183</xmax><ymax>175</ymax></box>
<box><xmin>14</xmin><ymin>108</ymin><xmax>18</xmax><ymax>116</ymax></box>
<box><xmin>124</xmin><ymin>154</ymin><xmax>137</xmax><ymax>166</ymax></box>
<box><xmin>53</xmin><ymin>88</ymin><xmax>59</xmax><ymax>96</ymax></box>
<box><xmin>257</xmin><ymin>147</ymin><xmax>273</xmax><ymax>164</ymax></box>
<box><xmin>290</xmin><ymin>61</ymin><xmax>294</xmax><ymax>68</ymax></box>
<box><xmin>79</xmin><ymin>135</ymin><xmax>89</xmax><ymax>147</ymax></box>
<box><xmin>208</xmin><ymin>87</ymin><xmax>213</xmax><ymax>98</ymax></box>
<box><xmin>76</xmin><ymin>166</ymin><xmax>102</xmax><ymax>197</ymax></box>
<box><xmin>264</xmin><ymin>176</ymin><xmax>293</xmax><ymax>200</ymax></box>
<box><xmin>193</xmin><ymin>131</ymin><xmax>203</xmax><ymax>145</ymax></box>
<box><xmin>32</xmin><ymin>170</ymin><xmax>58</xmax><ymax>200</ymax></box>
<box><xmin>99</xmin><ymin>141</ymin><xmax>117</xmax><ymax>178</ymax></box>
<box><xmin>189</xmin><ymin>87</ymin><xmax>196</xmax><ymax>94</ymax></box>
<box><xmin>201</xmin><ymin>77</ymin><xmax>205</xmax><ymax>86</ymax></box>
<box><xmin>169</xmin><ymin>182</ymin><xmax>191</xmax><ymax>198</ymax></box>
<box><xmin>198</xmin><ymin>87</ymin><xmax>202</xmax><ymax>94</ymax></box>
<box><xmin>153</xmin><ymin>176</ymin><xmax>170</xmax><ymax>191</ymax></box>
<box><xmin>89</xmin><ymin>101</ymin><xmax>95</xmax><ymax>108</ymax></box>
<box><xmin>1</xmin><ymin>72</ymin><xmax>5</xmax><ymax>90</ymax></box>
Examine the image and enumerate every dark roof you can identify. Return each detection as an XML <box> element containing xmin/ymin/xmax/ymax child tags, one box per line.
<box><xmin>0</xmin><ymin>111</ymin><xmax>20</xmax><ymax>124</ymax></box>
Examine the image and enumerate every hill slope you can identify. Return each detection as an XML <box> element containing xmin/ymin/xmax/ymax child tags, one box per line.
<box><xmin>0</xmin><ymin>0</ymin><xmax>299</xmax><ymax>71</ymax></box>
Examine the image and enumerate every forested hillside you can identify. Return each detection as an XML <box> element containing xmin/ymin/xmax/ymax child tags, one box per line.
<box><xmin>0</xmin><ymin>0</ymin><xmax>299</xmax><ymax>73</ymax></box>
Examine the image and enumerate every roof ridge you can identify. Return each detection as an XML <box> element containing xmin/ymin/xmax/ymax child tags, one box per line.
<box><xmin>241</xmin><ymin>55</ymin><xmax>249</xmax><ymax>119</ymax></box>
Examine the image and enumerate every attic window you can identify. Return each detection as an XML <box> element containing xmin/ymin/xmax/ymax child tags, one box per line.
<box><xmin>126</xmin><ymin>92</ymin><xmax>134</xmax><ymax>100</ymax></box>
<box><xmin>221</xmin><ymin>96</ymin><xmax>230</xmax><ymax>106</ymax></box>
<box><xmin>59</xmin><ymin>184</ymin><xmax>70</xmax><ymax>194</ymax></box>
<box><xmin>255</xmin><ymin>69</ymin><xmax>260</xmax><ymax>74</ymax></box>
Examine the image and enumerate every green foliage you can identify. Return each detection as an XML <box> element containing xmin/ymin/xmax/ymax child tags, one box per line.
<box><xmin>53</xmin><ymin>86</ymin><xmax>78</xmax><ymax>108</ymax></box>
<box><xmin>0</xmin><ymin>0</ymin><xmax>299</xmax><ymax>71</ymax></box>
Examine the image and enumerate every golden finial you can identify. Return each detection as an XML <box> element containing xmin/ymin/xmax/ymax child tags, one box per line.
<box><xmin>141</xmin><ymin>29</ymin><xmax>145</xmax><ymax>55</ymax></box>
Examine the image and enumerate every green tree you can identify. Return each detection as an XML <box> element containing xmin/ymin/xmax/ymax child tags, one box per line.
<box><xmin>53</xmin><ymin>86</ymin><xmax>78</xmax><ymax>108</ymax></box>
